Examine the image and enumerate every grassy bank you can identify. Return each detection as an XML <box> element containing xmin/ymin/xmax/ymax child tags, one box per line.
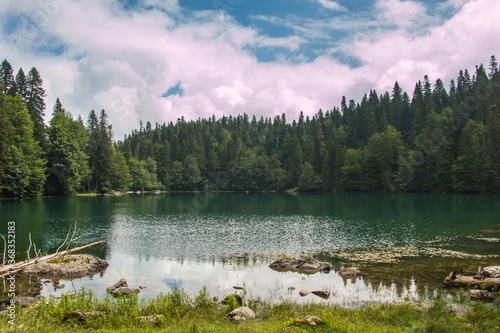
<box><xmin>1</xmin><ymin>288</ymin><xmax>500</xmax><ymax>332</ymax></box>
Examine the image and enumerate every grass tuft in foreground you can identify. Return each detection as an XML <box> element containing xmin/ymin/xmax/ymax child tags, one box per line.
<box><xmin>1</xmin><ymin>287</ymin><xmax>499</xmax><ymax>332</ymax></box>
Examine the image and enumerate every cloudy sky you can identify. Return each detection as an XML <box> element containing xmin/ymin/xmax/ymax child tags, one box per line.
<box><xmin>1</xmin><ymin>0</ymin><xmax>499</xmax><ymax>138</ymax></box>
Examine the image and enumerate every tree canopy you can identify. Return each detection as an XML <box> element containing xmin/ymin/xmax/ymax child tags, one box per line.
<box><xmin>1</xmin><ymin>56</ymin><xmax>500</xmax><ymax>197</ymax></box>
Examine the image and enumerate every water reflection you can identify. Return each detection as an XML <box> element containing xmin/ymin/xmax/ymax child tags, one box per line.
<box><xmin>1</xmin><ymin>193</ymin><xmax>499</xmax><ymax>306</ymax></box>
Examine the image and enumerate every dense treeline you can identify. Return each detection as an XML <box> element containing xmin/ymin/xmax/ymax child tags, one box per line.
<box><xmin>1</xmin><ymin>56</ymin><xmax>500</xmax><ymax>197</ymax></box>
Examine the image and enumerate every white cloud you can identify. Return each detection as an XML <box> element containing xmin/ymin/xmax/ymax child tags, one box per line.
<box><xmin>1</xmin><ymin>0</ymin><xmax>499</xmax><ymax>138</ymax></box>
<box><xmin>256</xmin><ymin>35</ymin><xmax>306</xmax><ymax>51</ymax></box>
<box><xmin>318</xmin><ymin>0</ymin><xmax>348</xmax><ymax>12</ymax></box>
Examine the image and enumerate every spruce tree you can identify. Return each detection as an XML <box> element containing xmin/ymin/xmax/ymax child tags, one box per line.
<box><xmin>489</xmin><ymin>55</ymin><xmax>498</xmax><ymax>79</ymax></box>
<box><xmin>15</xmin><ymin>68</ymin><xmax>28</xmax><ymax>103</ymax></box>
<box><xmin>0</xmin><ymin>60</ymin><xmax>17</xmax><ymax>95</ymax></box>
<box><xmin>26</xmin><ymin>67</ymin><xmax>47</xmax><ymax>146</ymax></box>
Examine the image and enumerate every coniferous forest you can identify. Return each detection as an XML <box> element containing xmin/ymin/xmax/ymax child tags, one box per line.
<box><xmin>1</xmin><ymin>56</ymin><xmax>500</xmax><ymax>198</ymax></box>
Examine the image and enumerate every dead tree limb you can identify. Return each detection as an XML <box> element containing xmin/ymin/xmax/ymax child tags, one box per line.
<box><xmin>0</xmin><ymin>234</ymin><xmax>5</xmax><ymax>267</ymax></box>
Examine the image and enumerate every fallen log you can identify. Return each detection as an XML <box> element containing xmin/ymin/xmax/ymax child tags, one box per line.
<box><xmin>0</xmin><ymin>236</ymin><xmax>113</xmax><ymax>277</ymax></box>
<box><xmin>443</xmin><ymin>271</ymin><xmax>500</xmax><ymax>289</ymax></box>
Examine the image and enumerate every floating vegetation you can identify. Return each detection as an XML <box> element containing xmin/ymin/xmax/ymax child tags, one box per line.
<box><xmin>466</xmin><ymin>236</ymin><xmax>500</xmax><ymax>243</ymax></box>
<box><xmin>329</xmin><ymin>245</ymin><xmax>500</xmax><ymax>265</ymax></box>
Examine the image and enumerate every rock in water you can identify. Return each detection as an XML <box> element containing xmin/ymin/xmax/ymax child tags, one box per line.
<box><xmin>299</xmin><ymin>289</ymin><xmax>311</xmax><ymax>297</ymax></box>
<box><xmin>110</xmin><ymin>287</ymin><xmax>140</xmax><ymax>296</ymax></box>
<box><xmin>269</xmin><ymin>257</ymin><xmax>333</xmax><ymax>274</ymax></box>
<box><xmin>311</xmin><ymin>290</ymin><xmax>330</xmax><ymax>299</ymax></box>
<box><xmin>107</xmin><ymin>278</ymin><xmax>128</xmax><ymax>293</ymax></box>
<box><xmin>340</xmin><ymin>267</ymin><xmax>363</xmax><ymax>277</ymax></box>
<box><xmin>480</xmin><ymin>266</ymin><xmax>500</xmax><ymax>278</ymax></box>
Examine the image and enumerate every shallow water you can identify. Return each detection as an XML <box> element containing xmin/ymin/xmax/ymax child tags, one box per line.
<box><xmin>1</xmin><ymin>193</ymin><xmax>499</xmax><ymax>305</ymax></box>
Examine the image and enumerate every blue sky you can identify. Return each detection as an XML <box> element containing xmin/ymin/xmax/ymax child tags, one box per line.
<box><xmin>0</xmin><ymin>0</ymin><xmax>499</xmax><ymax>138</ymax></box>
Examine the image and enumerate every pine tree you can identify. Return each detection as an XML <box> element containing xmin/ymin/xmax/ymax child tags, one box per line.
<box><xmin>15</xmin><ymin>68</ymin><xmax>28</xmax><ymax>103</ymax></box>
<box><xmin>389</xmin><ymin>82</ymin><xmax>403</xmax><ymax>130</ymax></box>
<box><xmin>0</xmin><ymin>60</ymin><xmax>16</xmax><ymax>95</ymax></box>
<box><xmin>489</xmin><ymin>55</ymin><xmax>498</xmax><ymax>79</ymax></box>
<box><xmin>52</xmin><ymin>97</ymin><xmax>64</xmax><ymax>115</ymax></box>
<box><xmin>433</xmin><ymin>79</ymin><xmax>449</xmax><ymax>113</ymax></box>
<box><xmin>87</xmin><ymin>110</ymin><xmax>115</xmax><ymax>193</ymax></box>
<box><xmin>26</xmin><ymin>67</ymin><xmax>47</xmax><ymax>146</ymax></box>
<box><xmin>411</xmin><ymin>82</ymin><xmax>426</xmax><ymax>133</ymax></box>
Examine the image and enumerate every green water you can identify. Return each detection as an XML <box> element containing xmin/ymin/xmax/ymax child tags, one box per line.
<box><xmin>1</xmin><ymin>193</ymin><xmax>499</xmax><ymax>305</ymax></box>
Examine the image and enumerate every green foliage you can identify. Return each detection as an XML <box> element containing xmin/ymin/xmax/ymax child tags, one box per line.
<box><xmin>2</xmin><ymin>56</ymin><xmax>500</xmax><ymax>197</ymax></box>
<box><xmin>110</xmin><ymin>151</ymin><xmax>132</xmax><ymax>191</ymax></box>
<box><xmin>2</xmin><ymin>288</ymin><xmax>500</xmax><ymax>333</ymax></box>
<box><xmin>87</xmin><ymin>109</ymin><xmax>115</xmax><ymax>193</ymax></box>
<box><xmin>26</xmin><ymin>66</ymin><xmax>47</xmax><ymax>148</ymax></box>
<box><xmin>46</xmin><ymin>101</ymin><xmax>90</xmax><ymax>195</ymax></box>
<box><xmin>129</xmin><ymin>157</ymin><xmax>160</xmax><ymax>191</ymax></box>
<box><xmin>298</xmin><ymin>162</ymin><xmax>322</xmax><ymax>191</ymax></box>
<box><xmin>0</xmin><ymin>93</ymin><xmax>46</xmax><ymax>197</ymax></box>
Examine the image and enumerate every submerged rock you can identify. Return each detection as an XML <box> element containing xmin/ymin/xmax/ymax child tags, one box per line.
<box><xmin>340</xmin><ymin>267</ymin><xmax>364</xmax><ymax>277</ymax></box>
<box><xmin>269</xmin><ymin>256</ymin><xmax>333</xmax><ymax>274</ymax></box>
<box><xmin>19</xmin><ymin>254</ymin><xmax>108</xmax><ymax>278</ymax></box>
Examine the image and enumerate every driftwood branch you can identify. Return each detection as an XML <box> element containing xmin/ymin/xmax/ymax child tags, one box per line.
<box><xmin>443</xmin><ymin>271</ymin><xmax>500</xmax><ymax>289</ymax></box>
<box><xmin>0</xmin><ymin>234</ymin><xmax>5</xmax><ymax>267</ymax></box>
<box><xmin>26</xmin><ymin>233</ymin><xmax>33</xmax><ymax>260</ymax></box>
<box><xmin>56</xmin><ymin>222</ymin><xmax>76</xmax><ymax>254</ymax></box>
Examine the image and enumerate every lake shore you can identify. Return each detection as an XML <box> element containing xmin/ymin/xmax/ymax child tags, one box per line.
<box><xmin>1</xmin><ymin>287</ymin><xmax>500</xmax><ymax>333</ymax></box>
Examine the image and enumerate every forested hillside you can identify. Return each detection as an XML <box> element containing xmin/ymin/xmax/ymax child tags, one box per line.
<box><xmin>1</xmin><ymin>56</ymin><xmax>500</xmax><ymax>197</ymax></box>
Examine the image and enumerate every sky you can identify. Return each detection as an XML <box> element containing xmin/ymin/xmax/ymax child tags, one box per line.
<box><xmin>1</xmin><ymin>0</ymin><xmax>499</xmax><ymax>138</ymax></box>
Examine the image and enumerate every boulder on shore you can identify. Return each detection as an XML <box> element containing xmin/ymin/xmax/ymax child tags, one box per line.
<box><xmin>228</xmin><ymin>307</ymin><xmax>256</xmax><ymax>321</ymax></box>
<box><xmin>19</xmin><ymin>254</ymin><xmax>108</xmax><ymax>278</ymax></box>
<box><xmin>269</xmin><ymin>256</ymin><xmax>333</xmax><ymax>274</ymax></box>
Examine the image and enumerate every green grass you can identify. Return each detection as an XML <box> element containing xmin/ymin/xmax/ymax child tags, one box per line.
<box><xmin>1</xmin><ymin>288</ymin><xmax>499</xmax><ymax>332</ymax></box>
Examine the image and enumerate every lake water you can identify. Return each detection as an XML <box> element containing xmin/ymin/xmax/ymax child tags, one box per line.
<box><xmin>1</xmin><ymin>193</ymin><xmax>499</xmax><ymax>306</ymax></box>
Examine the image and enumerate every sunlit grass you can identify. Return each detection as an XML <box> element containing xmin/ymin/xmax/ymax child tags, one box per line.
<box><xmin>1</xmin><ymin>287</ymin><xmax>500</xmax><ymax>332</ymax></box>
